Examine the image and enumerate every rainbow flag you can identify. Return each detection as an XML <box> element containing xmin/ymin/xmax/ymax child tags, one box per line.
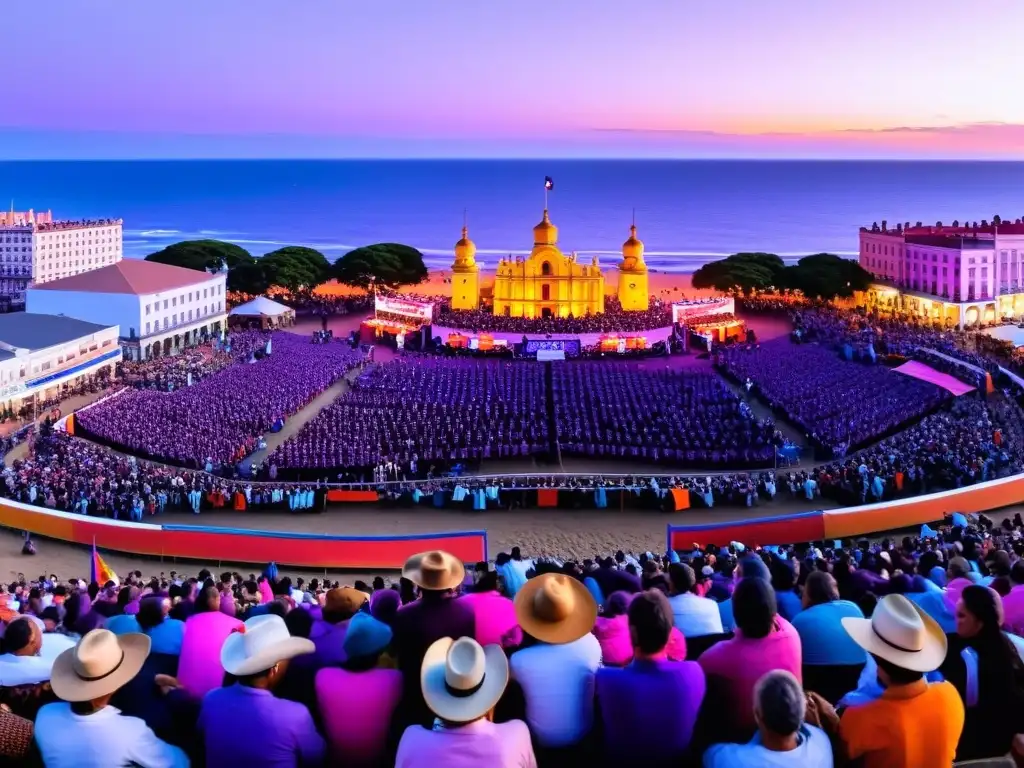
<box><xmin>90</xmin><ymin>541</ymin><xmax>118</xmax><ymax>586</ymax></box>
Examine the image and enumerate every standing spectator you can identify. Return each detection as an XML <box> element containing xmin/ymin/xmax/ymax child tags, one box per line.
<box><xmin>510</xmin><ymin>572</ymin><xmax>601</xmax><ymax>759</ymax></box>
<box><xmin>807</xmin><ymin>594</ymin><xmax>963</xmax><ymax>767</ymax></box>
<box><xmin>34</xmin><ymin>629</ymin><xmax>188</xmax><ymax>767</ymax></box>
<box><xmin>596</xmin><ymin>590</ymin><xmax>705</xmax><ymax>763</ymax></box>
<box><xmin>395</xmin><ymin>636</ymin><xmax>535</xmax><ymax>768</ymax></box>
<box><xmin>703</xmin><ymin>670</ymin><xmax>832</xmax><ymax>767</ymax></box>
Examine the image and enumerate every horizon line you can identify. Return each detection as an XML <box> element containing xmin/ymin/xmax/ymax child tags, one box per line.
<box><xmin>4</xmin><ymin>156</ymin><xmax>1024</xmax><ymax>163</ymax></box>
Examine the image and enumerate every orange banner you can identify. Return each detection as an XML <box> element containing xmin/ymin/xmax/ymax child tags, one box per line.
<box><xmin>670</xmin><ymin>488</ymin><xmax>691</xmax><ymax>511</ymax></box>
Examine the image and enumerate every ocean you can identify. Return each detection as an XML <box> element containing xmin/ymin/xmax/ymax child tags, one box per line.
<box><xmin>1</xmin><ymin>159</ymin><xmax>1022</xmax><ymax>273</ymax></box>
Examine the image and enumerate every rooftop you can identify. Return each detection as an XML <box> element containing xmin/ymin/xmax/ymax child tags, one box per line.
<box><xmin>29</xmin><ymin>259</ymin><xmax>221</xmax><ymax>296</ymax></box>
<box><xmin>0</xmin><ymin>313</ymin><xmax>112</xmax><ymax>352</ymax></box>
<box><xmin>861</xmin><ymin>219</ymin><xmax>1024</xmax><ymax>238</ymax></box>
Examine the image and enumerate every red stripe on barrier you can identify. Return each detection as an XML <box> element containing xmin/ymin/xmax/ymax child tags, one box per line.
<box><xmin>325</xmin><ymin>490</ymin><xmax>380</xmax><ymax>503</ymax></box>
<box><xmin>669</xmin><ymin>512</ymin><xmax>825</xmax><ymax>550</ymax></box>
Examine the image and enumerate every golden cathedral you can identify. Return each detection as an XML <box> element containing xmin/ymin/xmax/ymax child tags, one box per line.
<box><xmin>450</xmin><ymin>209</ymin><xmax>649</xmax><ymax>317</ymax></box>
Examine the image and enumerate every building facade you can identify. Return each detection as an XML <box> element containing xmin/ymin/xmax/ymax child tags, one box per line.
<box><xmin>27</xmin><ymin>260</ymin><xmax>227</xmax><ymax>361</ymax></box>
<box><xmin>858</xmin><ymin>220</ymin><xmax>1024</xmax><ymax>327</ymax></box>
<box><xmin>451</xmin><ymin>225</ymin><xmax>481</xmax><ymax>311</ymax></box>
<box><xmin>617</xmin><ymin>222</ymin><xmax>649</xmax><ymax>311</ymax></box>
<box><xmin>0</xmin><ymin>210</ymin><xmax>122</xmax><ymax>309</ymax></box>
<box><xmin>491</xmin><ymin>210</ymin><xmax>605</xmax><ymax>318</ymax></box>
<box><xmin>0</xmin><ymin>313</ymin><xmax>120</xmax><ymax>415</ymax></box>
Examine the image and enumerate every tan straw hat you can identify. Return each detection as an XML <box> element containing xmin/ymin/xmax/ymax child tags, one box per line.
<box><xmin>323</xmin><ymin>587</ymin><xmax>368</xmax><ymax>620</ymax></box>
<box><xmin>50</xmin><ymin>629</ymin><xmax>151</xmax><ymax>702</ymax></box>
<box><xmin>402</xmin><ymin>550</ymin><xmax>465</xmax><ymax>592</ymax></box>
<box><xmin>842</xmin><ymin>593</ymin><xmax>947</xmax><ymax>673</ymax></box>
<box><xmin>421</xmin><ymin>636</ymin><xmax>508</xmax><ymax>723</ymax></box>
<box><xmin>514</xmin><ymin>572</ymin><xmax>598</xmax><ymax>645</ymax></box>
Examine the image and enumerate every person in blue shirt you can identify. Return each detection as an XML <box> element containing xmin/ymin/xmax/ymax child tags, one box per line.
<box><xmin>703</xmin><ymin>670</ymin><xmax>832</xmax><ymax>767</ymax></box>
<box><xmin>791</xmin><ymin>571</ymin><xmax>865</xmax><ymax>666</ymax></box>
<box><xmin>770</xmin><ymin>559</ymin><xmax>802</xmax><ymax>622</ymax></box>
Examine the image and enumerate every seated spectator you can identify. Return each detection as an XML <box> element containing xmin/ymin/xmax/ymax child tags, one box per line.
<box><xmin>34</xmin><ymin>629</ymin><xmax>188</xmax><ymax>767</ymax></box>
<box><xmin>667</xmin><ymin>563</ymin><xmax>723</xmax><ymax>638</ymax></box>
<box><xmin>717</xmin><ymin>555</ymin><xmax>771</xmax><ymax>635</ymax></box>
<box><xmin>1000</xmin><ymin>560</ymin><xmax>1024</xmax><ymax>634</ymax></box>
<box><xmin>310</xmin><ymin>586</ymin><xmax>367</xmax><ymax>667</ymax></box>
<box><xmin>699</xmin><ymin>576</ymin><xmax>802</xmax><ymax>743</ymax></box>
<box><xmin>596</xmin><ymin>590</ymin><xmax>705</xmax><ymax>763</ymax></box>
<box><xmin>395</xmin><ymin>636</ymin><xmax>535</xmax><ymax>768</ymax></box>
<box><xmin>807</xmin><ymin>594</ymin><xmax>964</xmax><ymax>767</ymax></box>
<box><xmin>791</xmin><ymin>571</ymin><xmax>866</xmax><ymax>666</ymax></box>
<box><xmin>591</xmin><ymin>591</ymin><xmax>633</xmax><ymax>667</ymax></box>
<box><xmin>177</xmin><ymin>586</ymin><xmax>244</xmax><ymax>699</ymax></box>
<box><xmin>199</xmin><ymin>614</ymin><xmax>324</xmax><ymax>767</ymax></box>
<box><xmin>458</xmin><ymin>570</ymin><xmax>519</xmax><ymax>648</ymax></box>
<box><xmin>510</xmin><ymin>572</ymin><xmax>601</xmax><ymax>757</ymax></box>
<box><xmin>939</xmin><ymin>585</ymin><xmax>1024</xmax><ymax>762</ymax></box>
<box><xmin>703</xmin><ymin>670</ymin><xmax>833</xmax><ymax>767</ymax></box>
<box><xmin>317</xmin><ymin>613</ymin><xmax>402</xmax><ymax>767</ymax></box>
<box><xmin>771</xmin><ymin>560</ymin><xmax>802</xmax><ymax>621</ymax></box>
<box><xmin>0</xmin><ymin>616</ymin><xmax>52</xmax><ymax>686</ymax></box>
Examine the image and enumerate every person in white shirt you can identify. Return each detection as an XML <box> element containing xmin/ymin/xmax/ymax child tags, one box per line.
<box><xmin>510</xmin><ymin>573</ymin><xmax>602</xmax><ymax>753</ymax></box>
<box><xmin>0</xmin><ymin>616</ymin><xmax>54</xmax><ymax>686</ymax></box>
<box><xmin>703</xmin><ymin>670</ymin><xmax>832</xmax><ymax>767</ymax></box>
<box><xmin>34</xmin><ymin>628</ymin><xmax>189</xmax><ymax>768</ymax></box>
<box><xmin>667</xmin><ymin>563</ymin><xmax>724</xmax><ymax>637</ymax></box>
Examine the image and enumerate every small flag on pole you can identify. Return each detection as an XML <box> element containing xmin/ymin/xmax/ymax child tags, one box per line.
<box><xmin>544</xmin><ymin>176</ymin><xmax>554</xmax><ymax>191</ymax></box>
<box><xmin>91</xmin><ymin>539</ymin><xmax>118</xmax><ymax>586</ymax></box>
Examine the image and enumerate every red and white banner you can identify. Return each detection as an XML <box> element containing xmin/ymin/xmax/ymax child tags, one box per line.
<box><xmin>375</xmin><ymin>296</ymin><xmax>434</xmax><ymax>323</ymax></box>
<box><xmin>671</xmin><ymin>297</ymin><xmax>735</xmax><ymax>324</ymax></box>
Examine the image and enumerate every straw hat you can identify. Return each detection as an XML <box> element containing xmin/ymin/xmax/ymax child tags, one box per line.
<box><xmin>421</xmin><ymin>636</ymin><xmax>508</xmax><ymax>723</ymax></box>
<box><xmin>402</xmin><ymin>551</ymin><xmax>465</xmax><ymax>592</ymax></box>
<box><xmin>514</xmin><ymin>573</ymin><xmax>597</xmax><ymax>645</ymax></box>
<box><xmin>221</xmin><ymin>615</ymin><xmax>315</xmax><ymax>677</ymax></box>
<box><xmin>50</xmin><ymin>629</ymin><xmax>151</xmax><ymax>702</ymax></box>
<box><xmin>841</xmin><ymin>593</ymin><xmax>947</xmax><ymax>673</ymax></box>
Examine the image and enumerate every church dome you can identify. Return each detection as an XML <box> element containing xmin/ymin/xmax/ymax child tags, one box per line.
<box><xmin>621</xmin><ymin>224</ymin><xmax>645</xmax><ymax>270</ymax></box>
<box><xmin>454</xmin><ymin>226</ymin><xmax>477</xmax><ymax>268</ymax></box>
<box><xmin>533</xmin><ymin>209</ymin><xmax>558</xmax><ymax>246</ymax></box>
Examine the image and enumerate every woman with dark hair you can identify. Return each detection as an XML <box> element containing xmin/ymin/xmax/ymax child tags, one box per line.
<box><xmin>939</xmin><ymin>584</ymin><xmax>1024</xmax><ymax>761</ymax></box>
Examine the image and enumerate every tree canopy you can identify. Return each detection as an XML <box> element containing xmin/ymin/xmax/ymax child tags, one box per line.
<box><xmin>145</xmin><ymin>239</ymin><xmax>253</xmax><ymax>273</ymax></box>
<box><xmin>260</xmin><ymin>247</ymin><xmax>332</xmax><ymax>292</ymax></box>
<box><xmin>691</xmin><ymin>252</ymin><xmax>786</xmax><ymax>294</ymax></box>
<box><xmin>333</xmin><ymin>243</ymin><xmax>428</xmax><ymax>289</ymax></box>
<box><xmin>780</xmin><ymin>253</ymin><xmax>873</xmax><ymax>299</ymax></box>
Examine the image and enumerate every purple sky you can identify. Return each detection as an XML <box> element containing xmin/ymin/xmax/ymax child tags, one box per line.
<box><xmin>5</xmin><ymin>0</ymin><xmax>1024</xmax><ymax>159</ymax></box>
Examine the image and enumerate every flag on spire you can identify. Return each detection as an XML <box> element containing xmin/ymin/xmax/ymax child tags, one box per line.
<box><xmin>544</xmin><ymin>176</ymin><xmax>554</xmax><ymax>191</ymax></box>
<box><xmin>91</xmin><ymin>539</ymin><xmax>118</xmax><ymax>586</ymax></box>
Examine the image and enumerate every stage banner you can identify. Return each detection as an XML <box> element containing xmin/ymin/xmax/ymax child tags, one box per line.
<box><xmin>537</xmin><ymin>489</ymin><xmax>559</xmax><ymax>507</ymax></box>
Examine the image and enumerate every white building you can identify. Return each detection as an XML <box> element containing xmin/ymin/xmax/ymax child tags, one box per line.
<box><xmin>27</xmin><ymin>260</ymin><xmax>227</xmax><ymax>361</ymax></box>
<box><xmin>0</xmin><ymin>313</ymin><xmax>121</xmax><ymax>414</ymax></box>
<box><xmin>0</xmin><ymin>209</ymin><xmax>123</xmax><ymax>309</ymax></box>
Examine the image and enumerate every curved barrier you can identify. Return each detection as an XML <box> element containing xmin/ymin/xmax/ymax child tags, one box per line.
<box><xmin>0</xmin><ymin>499</ymin><xmax>487</xmax><ymax>570</ymax></box>
<box><xmin>667</xmin><ymin>473</ymin><xmax>1024</xmax><ymax>549</ymax></box>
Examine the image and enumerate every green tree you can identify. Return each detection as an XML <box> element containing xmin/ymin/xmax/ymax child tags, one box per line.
<box><xmin>779</xmin><ymin>253</ymin><xmax>873</xmax><ymax>299</ymax></box>
<box><xmin>691</xmin><ymin>252</ymin><xmax>785</xmax><ymax>294</ymax></box>
<box><xmin>145</xmin><ymin>239</ymin><xmax>253</xmax><ymax>273</ymax></box>
<box><xmin>261</xmin><ymin>246</ymin><xmax>331</xmax><ymax>291</ymax></box>
<box><xmin>227</xmin><ymin>261</ymin><xmax>270</xmax><ymax>295</ymax></box>
<box><xmin>333</xmin><ymin>243</ymin><xmax>428</xmax><ymax>289</ymax></box>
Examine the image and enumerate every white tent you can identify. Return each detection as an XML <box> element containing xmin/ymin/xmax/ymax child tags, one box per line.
<box><xmin>229</xmin><ymin>296</ymin><xmax>293</xmax><ymax>317</ymax></box>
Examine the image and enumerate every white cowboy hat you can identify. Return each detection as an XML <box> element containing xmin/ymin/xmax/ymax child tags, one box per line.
<box><xmin>842</xmin><ymin>593</ymin><xmax>947</xmax><ymax>673</ymax></box>
<box><xmin>220</xmin><ymin>614</ymin><xmax>315</xmax><ymax>677</ymax></box>
<box><xmin>421</xmin><ymin>636</ymin><xmax>508</xmax><ymax>723</ymax></box>
<box><xmin>50</xmin><ymin>629</ymin><xmax>151</xmax><ymax>702</ymax></box>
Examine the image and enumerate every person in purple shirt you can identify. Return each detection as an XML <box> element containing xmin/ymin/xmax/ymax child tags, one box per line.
<box><xmin>392</xmin><ymin>551</ymin><xmax>476</xmax><ymax>728</ymax></box>
<box><xmin>309</xmin><ymin>586</ymin><xmax>368</xmax><ymax>667</ymax></box>
<box><xmin>596</xmin><ymin>589</ymin><xmax>706</xmax><ymax>763</ymax></box>
<box><xmin>589</xmin><ymin>557</ymin><xmax>642</xmax><ymax>598</ymax></box>
<box><xmin>199</xmin><ymin>614</ymin><xmax>325</xmax><ymax>767</ymax></box>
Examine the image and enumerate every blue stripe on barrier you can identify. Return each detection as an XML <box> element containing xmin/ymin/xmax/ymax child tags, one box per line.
<box><xmin>161</xmin><ymin>523</ymin><xmax>488</xmax><ymax>543</ymax></box>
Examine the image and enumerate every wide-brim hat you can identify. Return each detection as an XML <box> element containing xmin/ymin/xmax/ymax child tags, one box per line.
<box><xmin>421</xmin><ymin>636</ymin><xmax>508</xmax><ymax>723</ymax></box>
<box><xmin>323</xmin><ymin>587</ymin><xmax>368</xmax><ymax>619</ymax></box>
<box><xmin>221</xmin><ymin>614</ymin><xmax>315</xmax><ymax>677</ymax></box>
<box><xmin>403</xmin><ymin>550</ymin><xmax>465</xmax><ymax>592</ymax></box>
<box><xmin>842</xmin><ymin>593</ymin><xmax>947</xmax><ymax>673</ymax></box>
<box><xmin>515</xmin><ymin>572</ymin><xmax>597</xmax><ymax>645</ymax></box>
<box><xmin>50</xmin><ymin>629</ymin><xmax>151</xmax><ymax>702</ymax></box>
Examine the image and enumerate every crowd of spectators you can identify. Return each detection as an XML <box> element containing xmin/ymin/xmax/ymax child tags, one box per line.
<box><xmin>267</xmin><ymin>358</ymin><xmax>549</xmax><ymax>475</ymax></box>
<box><xmin>4</xmin><ymin>515</ymin><xmax>1024</xmax><ymax>765</ymax></box>
<box><xmin>117</xmin><ymin>331</ymin><xmax>271</xmax><ymax>392</ymax></box>
<box><xmin>718</xmin><ymin>339</ymin><xmax>950</xmax><ymax>455</ymax></box>
<box><xmin>552</xmin><ymin>363</ymin><xmax>781</xmax><ymax>467</ymax></box>
<box><xmin>434</xmin><ymin>297</ymin><xmax>673</xmax><ymax>334</ymax></box>
<box><xmin>76</xmin><ymin>332</ymin><xmax>366</xmax><ymax>469</ymax></box>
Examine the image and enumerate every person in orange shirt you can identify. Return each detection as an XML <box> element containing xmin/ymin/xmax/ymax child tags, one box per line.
<box><xmin>806</xmin><ymin>594</ymin><xmax>964</xmax><ymax>768</ymax></box>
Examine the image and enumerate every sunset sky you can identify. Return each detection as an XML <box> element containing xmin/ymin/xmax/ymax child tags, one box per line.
<box><xmin>5</xmin><ymin>0</ymin><xmax>1024</xmax><ymax>159</ymax></box>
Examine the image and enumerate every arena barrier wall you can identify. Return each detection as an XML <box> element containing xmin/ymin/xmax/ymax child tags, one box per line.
<box><xmin>0</xmin><ymin>499</ymin><xmax>487</xmax><ymax>569</ymax></box>
<box><xmin>668</xmin><ymin>511</ymin><xmax>826</xmax><ymax>550</ymax></box>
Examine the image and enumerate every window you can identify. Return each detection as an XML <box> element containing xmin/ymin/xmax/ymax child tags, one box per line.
<box><xmin>172</xmin><ymin>297</ymin><xmax>177</xmax><ymax>307</ymax></box>
<box><xmin>541</xmin><ymin>262</ymin><xmax>552</xmax><ymax>276</ymax></box>
<box><xmin>145</xmin><ymin>304</ymin><xmax>150</xmax><ymax>315</ymax></box>
<box><xmin>145</xmin><ymin>322</ymin><xmax>151</xmax><ymax>335</ymax></box>
<box><xmin>163</xmin><ymin>300</ymin><xmax>168</xmax><ymax>310</ymax></box>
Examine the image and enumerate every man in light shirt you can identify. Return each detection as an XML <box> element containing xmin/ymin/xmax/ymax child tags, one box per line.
<box><xmin>668</xmin><ymin>563</ymin><xmax>724</xmax><ymax>637</ymax></box>
<box><xmin>0</xmin><ymin>616</ymin><xmax>53</xmax><ymax>687</ymax></box>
